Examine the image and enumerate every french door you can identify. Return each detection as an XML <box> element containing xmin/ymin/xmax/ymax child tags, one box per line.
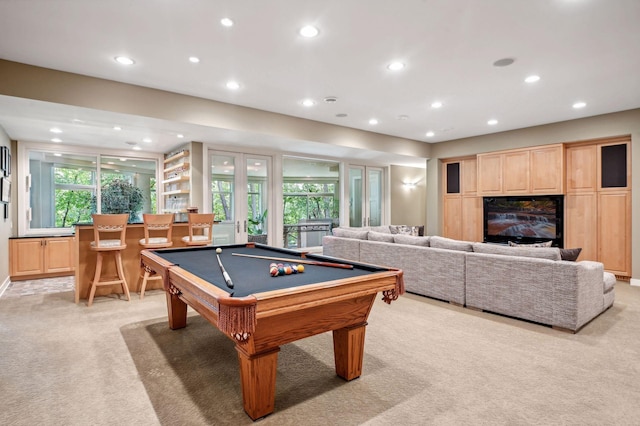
<box><xmin>348</xmin><ymin>166</ymin><xmax>384</xmax><ymax>227</ymax></box>
<box><xmin>208</xmin><ymin>150</ymin><xmax>271</xmax><ymax>244</ymax></box>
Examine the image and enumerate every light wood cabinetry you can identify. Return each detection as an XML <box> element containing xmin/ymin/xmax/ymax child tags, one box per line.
<box><xmin>564</xmin><ymin>138</ymin><xmax>631</xmax><ymax>277</ymax></box>
<box><xmin>10</xmin><ymin>236</ymin><xmax>75</xmax><ymax>279</ymax></box>
<box><xmin>478</xmin><ymin>144</ymin><xmax>564</xmax><ymax>196</ymax></box>
<box><xmin>442</xmin><ymin>157</ymin><xmax>482</xmax><ymax>242</ymax></box>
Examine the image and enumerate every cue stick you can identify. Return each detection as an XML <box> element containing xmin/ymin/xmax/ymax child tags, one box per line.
<box><xmin>216</xmin><ymin>253</ymin><xmax>234</xmax><ymax>289</ymax></box>
<box><xmin>231</xmin><ymin>253</ymin><xmax>354</xmax><ymax>269</ymax></box>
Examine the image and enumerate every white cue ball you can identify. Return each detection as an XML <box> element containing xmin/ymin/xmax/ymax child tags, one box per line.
<box><xmin>216</xmin><ymin>248</ymin><xmax>222</xmax><ymax>254</ymax></box>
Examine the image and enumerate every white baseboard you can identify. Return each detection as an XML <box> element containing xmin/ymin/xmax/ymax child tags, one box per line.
<box><xmin>0</xmin><ymin>276</ymin><xmax>10</xmax><ymax>298</ymax></box>
<box><xmin>630</xmin><ymin>278</ymin><xmax>640</xmax><ymax>287</ymax></box>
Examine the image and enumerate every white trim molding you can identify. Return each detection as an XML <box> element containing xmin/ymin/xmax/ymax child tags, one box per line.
<box><xmin>630</xmin><ymin>278</ymin><xmax>640</xmax><ymax>287</ymax></box>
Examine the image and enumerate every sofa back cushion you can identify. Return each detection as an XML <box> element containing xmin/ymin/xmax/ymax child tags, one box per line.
<box><xmin>393</xmin><ymin>234</ymin><xmax>430</xmax><ymax>246</ymax></box>
<box><xmin>429</xmin><ymin>236</ymin><xmax>474</xmax><ymax>252</ymax></box>
<box><xmin>368</xmin><ymin>231</ymin><xmax>395</xmax><ymax>242</ymax></box>
<box><xmin>472</xmin><ymin>242</ymin><xmax>561</xmax><ymax>261</ymax></box>
<box><xmin>332</xmin><ymin>228</ymin><xmax>369</xmax><ymax>240</ymax></box>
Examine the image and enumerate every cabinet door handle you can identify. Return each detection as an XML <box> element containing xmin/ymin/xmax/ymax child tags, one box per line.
<box><xmin>236</xmin><ymin>221</ymin><xmax>240</xmax><ymax>233</ymax></box>
<box><xmin>244</xmin><ymin>220</ymin><xmax>247</xmax><ymax>232</ymax></box>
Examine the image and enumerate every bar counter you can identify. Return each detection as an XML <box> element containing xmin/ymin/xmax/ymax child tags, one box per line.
<box><xmin>74</xmin><ymin>222</ymin><xmax>192</xmax><ymax>303</ymax></box>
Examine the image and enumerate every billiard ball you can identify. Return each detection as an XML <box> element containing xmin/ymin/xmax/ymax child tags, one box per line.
<box><xmin>296</xmin><ymin>264</ymin><xmax>305</xmax><ymax>273</ymax></box>
<box><xmin>216</xmin><ymin>247</ymin><xmax>222</xmax><ymax>254</ymax></box>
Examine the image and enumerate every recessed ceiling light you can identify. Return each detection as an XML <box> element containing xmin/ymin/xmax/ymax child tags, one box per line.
<box><xmin>53</xmin><ymin>153</ymin><xmax>62</xmax><ymax>157</ymax></box>
<box><xmin>387</xmin><ymin>61</ymin><xmax>405</xmax><ymax>71</ymax></box>
<box><xmin>50</xmin><ymin>127</ymin><xmax>62</xmax><ymax>133</ymax></box>
<box><xmin>177</xmin><ymin>134</ymin><xmax>184</xmax><ymax>139</ymax></box>
<box><xmin>493</xmin><ymin>58</ymin><xmax>515</xmax><ymax>67</ymax></box>
<box><xmin>142</xmin><ymin>137</ymin><xmax>152</xmax><ymax>143</ymax></box>
<box><xmin>425</xmin><ymin>131</ymin><xmax>435</xmax><ymax>137</ymax></box>
<box><xmin>51</xmin><ymin>138</ymin><xmax>62</xmax><ymax>143</ymax></box>
<box><xmin>397</xmin><ymin>114</ymin><xmax>410</xmax><ymax>120</ymax></box>
<box><xmin>71</xmin><ymin>118</ymin><xmax>85</xmax><ymax>124</ymax></box>
<box><xmin>189</xmin><ymin>56</ymin><xmax>200</xmax><ymax>63</ymax></box>
<box><xmin>525</xmin><ymin>75</ymin><xmax>540</xmax><ymax>83</ymax></box>
<box><xmin>369</xmin><ymin>118</ymin><xmax>378</xmax><ymax>125</ymax></box>
<box><xmin>114</xmin><ymin>56</ymin><xmax>135</xmax><ymax>65</ymax></box>
<box><xmin>301</xmin><ymin>99</ymin><xmax>316</xmax><ymax>107</ymax></box>
<box><xmin>226</xmin><ymin>81</ymin><xmax>240</xmax><ymax>90</ymax></box>
<box><xmin>431</xmin><ymin>101</ymin><xmax>443</xmax><ymax>109</ymax></box>
<box><xmin>299</xmin><ymin>25</ymin><xmax>319</xmax><ymax>38</ymax></box>
<box><xmin>573</xmin><ymin>101</ymin><xmax>587</xmax><ymax>109</ymax></box>
<box><xmin>336</xmin><ymin>113</ymin><xmax>348</xmax><ymax>118</ymax></box>
<box><xmin>220</xmin><ymin>17</ymin><xmax>234</xmax><ymax>27</ymax></box>
<box><xmin>487</xmin><ymin>119</ymin><xmax>499</xmax><ymax>125</ymax></box>
<box><xmin>132</xmin><ymin>146</ymin><xmax>142</xmax><ymax>151</ymax></box>
<box><xmin>113</xmin><ymin>126</ymin><xmax>122</xmax><ymax>131</ymax></box>
<box><xmin>324</xmin><ymin>96</ymin><xmax>338</xmax><ymax>103</ymax></box>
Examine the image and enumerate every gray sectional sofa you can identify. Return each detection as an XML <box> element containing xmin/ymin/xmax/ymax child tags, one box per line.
<box><xmin>322</xmin><ymin>227</ymin><xmax>616</xmax><ymax>332</ymax></box>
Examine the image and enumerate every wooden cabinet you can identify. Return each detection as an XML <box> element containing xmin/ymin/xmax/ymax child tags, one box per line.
<box><xmin>10</xmin><ymin>236</ymin><xmax>75</xmax><ymax>279</ymax></box>
<box><xmin>565</xmin><ymin>138</ymin><xmax>631</xmax><ymax>277</ymax></box>
<box><xmin>442</xmin><ymin>157</ymin><xmax>482</xmax><ymax>242</ymax></box>
<box><xmin>478</xmin><ymin>144</ymin><xmax>564</xmax><ymax>196</ymax></box>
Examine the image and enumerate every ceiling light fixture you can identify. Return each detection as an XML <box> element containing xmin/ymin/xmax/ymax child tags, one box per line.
<box><xmin>493</xmin><ymin>58</ymin><xmax>515</xmax><ymax>67</ymax></box>
<box><xmin>299</xmin><ymin>25</ymin><xmax>319</xmax><ymax>38</ymax></box>
<box><xmin>324</xmin><ymin>96</ymin><xmax>338</xmax><ymax>103</ymax></box>
<box><xmin>336</xmin><ymin>113</ymin><xmax>348</xmax><ymax>118</ymax></box>
<box><xmin>220</xmin><ymin>17</ymin><xmax>234</xmax><ymax>27</ymax></box>
<box><xmin>177</xmin><ymin>134</ymin><xmax>184</xmax><ymax>139</ymax></box>
<box><xmin>487</xmin><ymin>119</ymin><xmax>498</xmax><ymax>125</ymax></box>
<box><xmin>142</xmin><ymin>137</ymin><xmax>152</xmax><ymax>143</ymax></box>
<box><xmin>369</xmin><ymin>118</ymin><xmax>378</xmax><ymax>125</ymax></box>
<box><xmin>189</xmin><ymin>56</ymin><xmax>200</xmax><ymax>63</ymax></box>
<box><xmin>431</xmin><ymin>101</ymin><xmax>443</xmax><ymax>109</ymax></box>
<box><xmin>51</xmin><ymin>138</ymin><xmax>62</xmax><ymax>143</ymax></box>
<box><xmin>425</xmin><ymin>131</ymin><xmax>435</xmax><ymax>137</ymax></box>
<box><xmin>114</xmin><ymin>56</ymin><xmax>135</xmax><ymax>65</ymax></box>
<box><xmin>132</xmin><ymin>146</ymin><xmax>142</xmax><ymax>151</ymax></box>
<box><xmin>525</xmin><ymin>75</ymin><xmax>540</xmax><ymax>83</ymax></box>
<box><xmin>113</xmin><ymin>126</ymin><xmax>121</xmax><ymax>131</ymax></box>
<box><xmin>301</xmin><ymin>99</ymin><xmax>316</xmax><ymax>107</ymax></box>
<box><xmin>387</xmin><ymin>61</ymin><xmax>405</xmax><ymax>71</ymax></box>
<box><xmin>50</xmin><ymin>127</ymin><xmax>62</xmax><ymax>133</ymax></box>
<box><xmin>226</xmin><ymin>81</ymin><xmax>240</xmax><ymax>90</ymax></box>
<box><xmin>573</xmin><ymin>101</ymin><xmax>587</xmax><ymax>109</ymax></box>
<box><xmin>397</xmin><ymin>114</ymin><xmax>410</xmax><ymax>120</ymax></box>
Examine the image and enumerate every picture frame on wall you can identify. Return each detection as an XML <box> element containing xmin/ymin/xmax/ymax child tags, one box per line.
<box><xmin>3</xmin><ymin>203</ymin><xmax>7</xmax><ymax>220</ymax></box>
<box><xmin>0</xmin><ymin>177</ymin><xmax>10</xmax><ymax>202</ymax></box>
<box><xmin>0</xmin><ymin>146</ymin><xmax>7</xmax><ymax>174</ymax></box>
<box><xmin>5</xmin><ymin>152</ymin><xmax>10</xmax><ymax>177</ymax></box>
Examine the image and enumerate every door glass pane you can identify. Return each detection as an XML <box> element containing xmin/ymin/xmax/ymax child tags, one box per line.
<box><xmin>349</xmin><ymin>167</ymin><xmax>364</xmax><ymax>227</ymax></box>
<box><xmin>247</xmin><ymin>157</ymin><xmax>268</xmax><ymax>244</ymax></box>
<box><xmin>368</xmin><ymin>169</ymin><xmax>382</xmax><ymax>226</ymax></box>
<box><xmin>211</xmin><ymin>154</ymin><xmax>236</xmax><ymax>244</ymax></box>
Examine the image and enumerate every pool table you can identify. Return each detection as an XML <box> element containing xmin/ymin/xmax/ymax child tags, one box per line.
<box><xmin>140</xmin><ymin>243</ymin><xmax>404</xmax><ymax>420</ymax></box>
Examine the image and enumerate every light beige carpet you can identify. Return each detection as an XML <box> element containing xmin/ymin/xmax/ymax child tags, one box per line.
<box><xmin>1</xmin><ymin>284</ymin><xmax>640</xmax><ymax>425</ymax></box>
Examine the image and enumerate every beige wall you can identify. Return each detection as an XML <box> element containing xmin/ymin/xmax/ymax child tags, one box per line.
<box><xmin>425</xmin><ymin>108</ymin><xmax>640</xmax><ymax>281</ymax></box>
<box><xmin>390</xmin><ymin>165</ymin><xmax>426</xmax><ymax>226</ymax></box>
<box><xmin>0</xmin><ymin>127</ymin><xmax>12</xmax><ymax>287</ymax></box>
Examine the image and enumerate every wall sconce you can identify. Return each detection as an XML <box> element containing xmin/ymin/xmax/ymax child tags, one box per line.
<box><xmin>403</xmin><ymin>181</ymin><xmax>416</xmax><ymax>189</ymax></box>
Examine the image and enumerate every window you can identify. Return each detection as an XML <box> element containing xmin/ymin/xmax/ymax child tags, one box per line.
<box><xmin>282</xmin><ymin>157</ymin><xmax>339</xmax><ymax>248</ymax></box>
<box><xmin>27</xmin><ymin>149</ymin><xmax>158</xmax><ymax>232</ymax></box>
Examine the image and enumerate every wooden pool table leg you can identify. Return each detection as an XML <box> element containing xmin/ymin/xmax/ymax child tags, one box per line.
<box><xmin>166</xmin><ymin>291</ymin><xmax>188</xmax><ymax>330</ymax></box>
<box><xmin>236</xmin><ymin>346</ymin><xmax>280</xmax><ymax>420</ymax></box>
<box><xmin>333</xmin><ymin>322</ymin><xmax>367</xmax><ymax>381</ymax></box>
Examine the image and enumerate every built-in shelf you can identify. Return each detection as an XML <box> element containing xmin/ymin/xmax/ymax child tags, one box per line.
<box><xmin>164</xmin><ymin>189</ymin><xmax>190</xmax><ymax>196</ymax></box>
<box><xmin>162</xmin><ymin>175</ymin><xmax>190</xmax><ymax>184</ymax></box>
<box><xmin>164</xmin><ymin>150</ymin><xmax>189</xmax><ymax>164</ymax></box>
<box><xmin>164</xmin><ymin>162</ymin><xmax>190</xmax><ymax>174</ymax></box>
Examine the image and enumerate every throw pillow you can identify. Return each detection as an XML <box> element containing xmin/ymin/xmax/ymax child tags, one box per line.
<box><xmin>429</xmin><ymin>236</ymin><xmax>474</xmax><ymax>252</ymax></box>
<box><xmin>368</xmin><ymin>231</ymin><xmax>395</xmax><ymax>243</ymax></box>
<box><xmin>389</xmin><ymin>225</ymin><xmax>412</xmax><ymax>235</ymax></box>
<box><xmin>393</xmin><ymin>234</ymin><xmax>430</xmax><ymax>246</ymax></box>
<box><xmin>560</xmin><ymin>247</ymin><xmax>582</xmax><ymax>261</ymax></box>
<box><xmin>410</xmin><ymin>225</ymin><xmax>425</xmax><ymax>236</ymax></box>
<box><xmin>332</xmin><ymin>228</ymin><xmax>369</xmax><ymax>240</ymax></box>
<box><xmin>508</xmin><ymin>240</ymin><xmax>553</xmax><ymax>247</ymax></box>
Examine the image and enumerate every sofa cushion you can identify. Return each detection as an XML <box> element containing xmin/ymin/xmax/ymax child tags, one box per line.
<box><xmin>508</xmin><ymin>240</ymin><xmax>553</xmax><ymax>247</ymax></box>
<box><xmin>472</xmin><ymin>243</ymin><xmax>561</xmax><ymax>261</ymax></box>
<box><xmin>430</xmin><ymin>236</ymin><xmax>473</xmax><ymax>252</ymax></box>
<box><xmin>332</xmin><ymin>228</ymin><xmax>369</xmax><ymax>240</ymax></box>
<box><xmin>370</xmin><ymin>225</ymin><xmax>392</xmax><ymax>233</ymax></box>
<box><xmin>393</xmin><ymin>234</ymin><xmax>430</xmax><ymax>246</ymax></box>
<box><xmin>603</xmin><ymin>272</ymin><xmax>616</xmax><ymax>293</ymax></box>
<box><xmin>560</xmin><ymin>247</ymin><xmax>582</xmax><ymax>261</ymax></box>
<box><xmin>368</xmin><ymin>231</ymin><xmax>395</xmax><ymax>243</ymax></box>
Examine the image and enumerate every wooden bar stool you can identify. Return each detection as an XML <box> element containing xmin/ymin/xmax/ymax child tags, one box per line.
<box><xmin>88</xmin><ymin>213</ymin><xmax>130</xmax><ymax>307</ymax></box>
<box><xmin>138</xmin><ymin>213</ymin><xmax>174</xmax><ymax>299</ymax></box>
<box><xmin>181</xmin><ymin>213</ymin><xmax>214</xmax><ymax>246</ymax></box>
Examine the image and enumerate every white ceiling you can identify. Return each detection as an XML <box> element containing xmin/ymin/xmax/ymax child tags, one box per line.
<box><xmin>0</xmin><ymin>0</ymin><xmax>639</xmax><ymax>166</ymax></box>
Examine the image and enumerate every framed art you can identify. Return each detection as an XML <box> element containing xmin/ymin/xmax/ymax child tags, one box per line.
<box><xmin>0</xmin><ymin>177</ymin><xmax>10</xmax><ymax>202</ymax></box>
<box><xmin>0</xmin><ymin>146</ymin><xmax>7</xmax><ymax>175</ymax></box>
<box><xmin>3</xmin><ymin>203</ymin><xmax>7</xmax><ymax>220</ymax></box>
<box><xmin>5</xmin><ymin>152</ymin><xmax>10</xmax><ymax>177</ymax></box>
